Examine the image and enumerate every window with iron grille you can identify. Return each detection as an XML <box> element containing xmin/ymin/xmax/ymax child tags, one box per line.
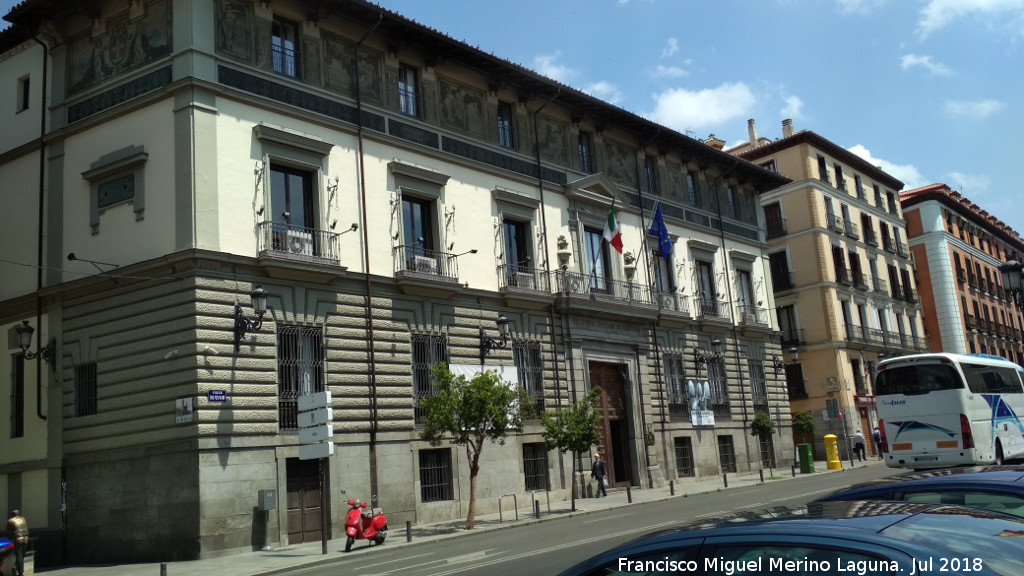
<box><xmin>277</xmin><ymin>325</ymin><xmax>325</xmax><ymax>431</ymax></box>
<box><xmin>75</xmin><ymin>363</ymin><xmax>97</xmax><ymax>417</ymax></box>
<box><xmin>513</xmin><ymin>341</ymin><xmax>544</xmax><ymax>415</ymax></box>
<box><xmin>717</xmin><ymin>435</ymin><xmax>737</xmax><ymax>473</ymax></box>
<box><xmin>412</xmin><ymin>333</ymin><xmax>449</xmax><ymax>423</ymax></box>
<box><xmin>497</xmin><ymin>101</ymin><xmax>515</xmax><ymax>149</ymax></box>
<box><xmin>708</xmin><ymin>357</ymin><xmax>729</xmax><ymax>417</ymax></box>
<box><xmin>578</xmin><ymin>131</ymin><xmax>593</xmax><ymax>173</ymax></box>
<box><xmin>674</xmin><ymin>437</ymin><xmax>695</xmax><ymax>478</ymax></box>
<box><xmin>664</xmin><ymin>354</ymin><xmax>688</xmax><ymax>419</ymax></box>
<box><xmin>271</xmin><ymin>18</ymin><xmax>298</xmax><ymax>77</ymax></box>
<box><xmin>748</xmin><ymin>360</ymin><xmax>768</xmax><ymax>412</ymax></box>
<box><xmin>644</xmin><ymin>156</ymin><xmax>659</xmax><ymax>195</ymax></box>
<box><xmin>419</xmin><ymin>448</ymin><xmax>453</xmax><ymax>502</ymax></box>
<box><xmin>398</xmin><ymin>64</ymin><xmax>419</xmax><ymax>117</ymax></box>
<box><xmin>522</xmin><ymin>442</ymin><xmax>549</xmax><ymax>491</ymax></box>
<box><xmin>10</xmin><ymin>354</ymin><xmax>24</xmax><ymax>437</ymax></box>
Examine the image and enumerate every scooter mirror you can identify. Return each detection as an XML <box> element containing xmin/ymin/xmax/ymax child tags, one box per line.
<box><xmin>360</xmin><ymin>503</ymin><xmax>367</xmax><ymax>508</ymax></box>
<box><xmin>346</xmin><ymin>500</ymin><xmax>355</xmax><ymax>506</ymax></box>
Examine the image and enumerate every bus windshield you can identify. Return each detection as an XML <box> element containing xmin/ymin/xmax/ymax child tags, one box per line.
<box><xmin>875</xmin><ymin>363</ymin><xmax>963</xmax><ymax>396</ymax></box>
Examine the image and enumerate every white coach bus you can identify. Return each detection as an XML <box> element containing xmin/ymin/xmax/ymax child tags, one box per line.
<box><xmin>875</xmin><ymin>353</ymin><xmax>1024</xmax><ymax>469</ymax></box>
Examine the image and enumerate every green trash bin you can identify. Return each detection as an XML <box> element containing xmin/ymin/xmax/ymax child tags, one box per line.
<box><xmin>798</xmin><ymin>443</ymin><xmax>815</xmax><ymax>474</ymax></box>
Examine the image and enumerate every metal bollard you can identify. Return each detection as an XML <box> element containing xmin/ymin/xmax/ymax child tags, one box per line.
<box><xmin>723</xmin><ymin>473</ymin><xmax>728</xmax><ymax>488</ymax></box>
<box><xmin>792</xmin><ymin>464</ymin><xmax>796</xmax><ymax>477</ymax></box>
<box><xmin>626</xmin><ymin>486</ymin><xmax>632</xmax><ymax>503</ymax></box>
<box><xmin>670</xmin><ymin>480</ymin><xmax>674</xmax><ymax>496</ymax></box>
<box><xmin>534</xmin><ymin>500</ymin><xmax>540</xmax><ymax>519</ymax></box>
<box><xmin>759</xmin><ymin>469</ymin><xmax>764</xmax><ymax>483</ymax></box>
<box><xmin>160</xmin><ymin>563</ymin><xmax>167</xmax><ymax>576</ymax></box>
<box><xmin>406</xmin><ymin>520</ymin><xmax>412</xmax><ymax>542</ymax></box>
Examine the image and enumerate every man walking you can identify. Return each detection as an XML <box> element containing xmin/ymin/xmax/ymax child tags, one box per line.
<box><xmin>853</xmin><ymin>430</ymin><xmax>866</xmax><ymax>461</ymax></box>
<box><xmin>591</xmin><ymin>454</ymin><xmax>608</xmax><ymax>497</ymax></box>
<box><xmin>6</xmin><ymin>510</ymin><xmax>29</xmax><ymax>576</ymax></box>
<box><xmin>872</xmin><ymin>426</ymin><xmax>883</xmax><ymax>459</ymax></box>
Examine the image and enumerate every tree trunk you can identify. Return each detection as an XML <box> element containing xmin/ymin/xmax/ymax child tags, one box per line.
<box><xmin>466</xmin><ymin>443</ymin><xmax>480</xmax><ymax>529</ymax></box>
<box><xmin>570</xmin><ymin>452</ymin><xmax>577</xmax><ymax>511</ymax></box>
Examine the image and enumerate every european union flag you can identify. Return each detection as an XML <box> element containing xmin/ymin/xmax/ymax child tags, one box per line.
<box><xmin>650</xmin><ymin>204</ymin><xmax>672</xmax><ymax>261</ymax></box>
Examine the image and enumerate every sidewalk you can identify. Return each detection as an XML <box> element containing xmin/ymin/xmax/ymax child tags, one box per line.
<box><xmin>38</xmin><ymin>459</ymin><xmax>885</xmax><ymax>576</ymax></box>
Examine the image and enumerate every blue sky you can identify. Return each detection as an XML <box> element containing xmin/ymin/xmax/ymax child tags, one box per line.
<box><xmin>3</xmin><ymin>0</ymin><xmax>1022</xmax><ymax>234</ymax></box>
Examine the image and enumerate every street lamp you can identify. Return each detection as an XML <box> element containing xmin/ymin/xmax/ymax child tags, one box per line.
<box><xmin>694</xmin><ymin>338</ymin><xmax>722</xmax><ymax>374</ymax></box>
<box><xmin>479</xmin><ymin>314</ymin><xmax>510</xmax><ymax>369</ymax></box>
<box><xmin>999</xmin><ymin>260</ymin><xmax>1024</xmax><ymax>307</ymax></box>
<box><xmin>234</xmin><ymin>286</ymin><xmax>268</xmax><ymax>352</ymax></box>
<box><xmin>15</xmin><ymin>320</ymin><xmax>56</xmax><ymax>369</ymax></box>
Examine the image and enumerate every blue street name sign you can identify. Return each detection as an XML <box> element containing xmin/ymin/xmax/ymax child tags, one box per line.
<box><xmin>208</xmin><ymin>390</ymin><xmax>227</xmax><ymax>402</ymax></box>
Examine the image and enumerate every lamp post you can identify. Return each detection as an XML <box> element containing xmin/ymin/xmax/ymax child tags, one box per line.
<box><xmin>479</xmin><ymin>314</ymin><xmax>510</xmax><ymax>370</ymax></box>
<box><xmin>1000</xmin><ymin>260</ymin><xmax>1024</xmax><ymax>308</ymax></box>
<box><xmin>15</xmin><ymin>320</ymin><xmax>57</xmax><ymax>369</ymax></box>
<box><xmin>234</xmin><ymin>286</ymin><xmax>268</xmax><ymax>352</ymax></box>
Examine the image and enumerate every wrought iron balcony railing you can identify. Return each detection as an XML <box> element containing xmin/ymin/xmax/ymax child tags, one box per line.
<box><xmin>554</xmin><ymin>270</ymin><xmax>654</xmax><ymax>306</ymax></box>
<box><xmin>393</xmin><ymin>245</ymin><xmax>463</xmax><ymax>282</ymax></box>
<box><xmin>497</xmin><ymin>264</ymin><xmax>551</xmax><ymax>293</ymax></box>
<box><xmin>695</xmin><ymin>297</ymin><xmax>733</xmax><ymax>322</ymax></box>
<box><xmin>258</xmin><ymin>221</ymin><xmax>341</xmax><ymax>265</ymax></box>
<box><xmin>656</xmin><ymin>291</ymin><xmax>691</xmax><ymax>316</ymax></box>
<box><xmin>737</xmin><ymin>305</ymin><xmax>770</xmax><ymax>326</ymax></box>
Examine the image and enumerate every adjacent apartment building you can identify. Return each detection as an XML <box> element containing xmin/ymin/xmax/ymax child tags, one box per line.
<box><xmin>729</xmin><ymin>120</ymin><xmax>927</xmax><ymax>458</ymax></box>
<box><xmin>900</xmin><ymin>184</ymin><xmax>1024</xmax><ymax>360</ymax></box>
<box><xmin>0</xmin><ymin>0</ymin><xmax>792</xmax><ymax>564</ymax></box>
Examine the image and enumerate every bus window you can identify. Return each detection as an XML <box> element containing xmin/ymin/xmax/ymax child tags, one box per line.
<box><xmin>875</xmin><ymin>364</ymin><xmax>962</xmax><ymax>396</ymax></box>
<box><xmin>962</xmin><ymin>364</ymin><xmax>1023</xmax><ymax>394</ymax></box>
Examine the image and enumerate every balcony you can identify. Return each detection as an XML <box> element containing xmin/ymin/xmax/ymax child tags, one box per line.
<box><xmin>956</xmin><ymin>267</ymin><xmax>966</xmax><ymax>284</ymax></box>
<box><xmin>826</xmin><ymin>213</ymin><xmax>844</xmax><ymax>233</ymax></box>
<box><xmin>751</xmin><ymin>379</ymin><xmax>769</xmax><ymax>411</ymax></box>
<box><xmin>896</xmin><ymin>241</ymin><xmax>909</xmax><ymax>258</ymax></box>
<box><xmin>498</xmin><ymin>264</ymin><xmax>551</xmax><ymax>294</ymax></box>
<box><xmin>258</xmin><ymin>221</ymin><xmax>341</xmax><ymax>265</ymax></box>
<box><xmin>904</xmin><ymin>287</ymin><xmax>919</xmax><ymax>303</ymax></box>
<box><xmin>965</xmin><ymin>315</ymin><xmax>978</xmax><ymax>331</ymax></box>
<box><xmin>846</xmin><ymin>323</ymin><xmax>867</xmax><ymax>344</ymax></box>
<box><xmin>853</xmin><ymin>272</ymin><xmax>870</xmax><ymax>290</ymax></box>
<box><xmin>844</xmin><ymin>220</ymin><xmax>860</xmax><ymax>240</ymax></box>
<box><xmin>890</xmin><ymin>284</ymin><xmax>904</xmax><ymax>300</ymax></box>
<box><xmin>737</xmin><ymin>304</ymin><xmax>770</xmax><ymax>327</ymax></box>
<box><xmin>780</xmin><ymin>328</ymin><xmax>805</xmax><ymax>347</ymax></box>
<box><xmin>554</xmin><ymin>270</ymin><xmax>654</xmax><ymax>307</ymax></box>
<box><xmin>766</xmin><ymin>217</ymin><xmax>787</xmax><ymax>239</ymax></box>
<box><xmin>863</xmin><ymin>228</ymin><xmax>878</xmax><ymax>247</ymax></box>
<box><xmin>882</xmin><ymin>236</ymin><xmax>897</xmax><ymax>253</ymax></box>
<box><xmin>836</xmin><ymin>267</ymin><xmax>854</xmax><ymax>286</ymax></box>
<box><xmin>394</xmin><ymin>246</ymin><xmax>465</xmax><ymax>281</ymax></box>
<box><xmin>872</xmin><ymin>277</ymin><xmax>888</xmax><ymax>294</ymax></box>
<box><xmin>656</xmin><ymin>291</ymin><xmax>691</xmax><ymax>317</ymax></box>
<box><xmin>855</xmin><ymin>186</ymin><xmax>866</xmax><ymax>201</ymax></box>
<box><xmin>695</xmin><ymin>297</ymin><xmax>733</xmax><ymax>323</ymax></box>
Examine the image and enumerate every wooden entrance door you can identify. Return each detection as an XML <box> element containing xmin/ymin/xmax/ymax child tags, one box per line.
<box><xmin>286</xmin><ymin>458</ymin><xmax>330</xmax><ymax>544</ymax></box>
<box><xmin>589</xmin><ymin>361</ymin><xmax>633</xmax><ymax>487</ymax></box>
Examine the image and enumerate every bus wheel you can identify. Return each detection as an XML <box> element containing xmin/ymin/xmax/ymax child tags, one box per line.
<box><xmin>996</xmin><ymin>442</ymin><xmax>1004</xmax><ymax>465</ymax></box>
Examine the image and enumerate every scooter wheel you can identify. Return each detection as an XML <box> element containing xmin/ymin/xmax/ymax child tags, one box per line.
<box><xmin>375</xmin><ymin>526</ymin><xmax>388</xmax><ymax>545</ymax></box>
<box><xmin>345</xmin><ymin>536</ymin><xmax>354</xmax><ymax>552</ymax></box>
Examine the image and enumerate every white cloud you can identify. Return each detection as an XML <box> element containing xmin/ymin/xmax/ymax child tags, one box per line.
<box><xmin>661</xmin><ymin>38</ymin><xmax>679</xmax><ymax>58</ymax></box>
<box><xmin>847</xmin><ymin>145</ymin><xmax>928</xmax><ymax>189</ymax></box>
<box><xmin>900</xmin><ymin>53</ymin><xmax>954</xmax><ymax>76</ymax></box>
<box><xmin>652</xmin><ymin>65</ymin><xmax>688</xmax><ymax>79</ymax></box>
<box><xmin>780</xmin><ymin>95</ymin><xmax>804</xmax><ymax>120</ymax></box>
<box><xmin>584</xmin><ymin>81</ymin><xmax>624</xmax><ymax>105</ymax></box>
<box><xmin>644</xmin><ymin>82</ymin><xmax>756</xmax><ymax>133</ymax></box>
<box><xmin>532</xmin><ymin>53</ymin><xmax>575</xmax><ymax>83</ymax></box>
<box><xmin>836</xmin><ymin>0</ymin><xmax>887</xmax><ymax>14</ymax></box>
<box><xmin>943</xmin><ymin>99</ymin><xmax>1005</xmax><ymax>118</ymax></box>
<box><xmin>945</xmin><ymin>171</ymin><xmax>992</xmax><ymax>195</ymax></box>
<box><xmin>918</xmin><ymin>0</ymin><xmax>1024</xmax><ymax>37</ymax></box>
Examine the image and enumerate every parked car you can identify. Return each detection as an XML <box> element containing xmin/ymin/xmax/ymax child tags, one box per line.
<box><xmin>812</xmin><ymin>465</ymin><xmax>1024</xmax><ymax>518</ymax></box>
<box><xmin>558</xmin><ymin>501</ymin><xmax>1024</xmax><ymax>575</ymax></box>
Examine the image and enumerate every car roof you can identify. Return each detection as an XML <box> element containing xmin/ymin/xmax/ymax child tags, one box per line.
<box><xmin>825</xmin><ymin>466</ymin><xmax>1024</xmax><ymax>494</ymax></box>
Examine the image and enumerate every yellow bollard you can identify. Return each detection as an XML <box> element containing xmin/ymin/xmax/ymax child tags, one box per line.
<box><xmin>824</xmin><ymin>434</ymin><xmax>842</xmax><ymax>470</ymax></box>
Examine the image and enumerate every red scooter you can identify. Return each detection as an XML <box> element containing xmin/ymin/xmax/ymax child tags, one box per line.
<box><xmin>343</xmin><ymin>497</ymin><xmax>388</xmax><ymax>552</ymax></box>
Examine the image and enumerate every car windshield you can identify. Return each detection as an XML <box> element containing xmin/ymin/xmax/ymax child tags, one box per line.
<box><xmin>875</xmin><ymin>363</ymin><xmax>962</xmax><ymax>396</ymax></box>
<box><xmin>882</xmin><ymin>506</ymin><xmax>1024</xmax><ymax>575</ymax></box>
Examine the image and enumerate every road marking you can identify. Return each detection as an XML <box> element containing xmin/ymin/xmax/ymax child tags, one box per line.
<box><xmin>738</xmin><ymin>502</ymin><xmax>767</xmax><ymax>509</ymax></box>
<box><xmin>584</xmin><ymin>512</ymin><xmax>630</xmax><ymax>523</ymax></box>
<box><xmin>447</xmin><ymin>550</ymin><xmax>492</xmax><ymax>564</ymax></box>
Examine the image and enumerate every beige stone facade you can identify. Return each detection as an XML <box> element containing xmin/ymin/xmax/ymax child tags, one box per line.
<box><xmin>731</xmin><ymin>120</ymin><xmax>926</xmax><ymax>459</ymax></box>
<box><xmin>0</xmin><ymin>0</ymin><xmax>792</xmax><ymax>564</ymax></box>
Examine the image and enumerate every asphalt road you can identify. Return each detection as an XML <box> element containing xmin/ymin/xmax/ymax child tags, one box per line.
<box><xmin>289</xmin><ymin>464</ymin><xmax>900</xmax><ymax>576</ymax></box>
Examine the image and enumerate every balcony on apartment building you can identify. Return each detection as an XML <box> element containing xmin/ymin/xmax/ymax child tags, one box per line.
<box><xmin>852</xmin><ymin>372</ymin><xmax>870</xmax><ymax>397</ymax></box>
<box><xmin>836</xmin><ymin>267</ymin><xmax>855</xmax><ymax>287</ymax></box>
<box><xmin>553</xmin><ymin>270</ymin><xmax>656</xmax><ymax>309</ymax></box>
<box><xmin>852</xmin><ymin>272</ymin><xmax>870</xmax><ymax>290</ymax></box>
<box><xmin>903</xmin><ymin>287</ymin><xmax>919</xmax><ymax>304</ymax></box>
<box><xmin>695</xmin><ymin>296</ymin><xmax>734</xmax><ymax>323</ymax></box>
<box><xmin>498</xmin><ymin>263</ymin><xmax>552</xmax><ymax>294</ymax></box>
<box><xmin>737</xmin><ymin>304</ymin><xmax>770</xmax><ymax>327</ymax></box>
<box><xmin>956</xmin><ymin>267</ymin><xmax>967</xmax><ymax>284</ymax></box>
<box><xmin>656</xmin><ymin>291</ymin><xmax>692</xmax><ymax>317</ymax></box>
<box><xmin>258</xmin><ymin>221</ymin><xmax>342</xmax><ymax>265</ymax></box>
<box><xmin>844</xmin><ymin>220</ymin><xmax>860</xmax><ymax>241</ymax></box>
<box><xmin>751</xmin><ymin>379</ymin><xmax>769</xmax><ymax>413</ymax></box>
<box><xmin>780</xmin><ymin>328</ymin><xmax>805</xmax><ymax>347</ymax></box>
<box><xmin>863</xmin><ymin>228</ymin><xmax>878</xmax><ymax>247</ymax></box>
<box><xmin>393</xmin><ymin>246</ymin><xmax>470</xmax><ymax>295</ymax></box>
<box><xmin>766</xmin><ymin>217</ymin><xmax>787</xmax><ymax>239</ymax></box>
<box><xmin>872</xmin><ymin>277</ymin><xmax>888</xmax><ymax>295</ymax></box>
<box><xmin>826</xmin><ymin>213</ymin><xmax>845</xmax><ymax>234</ymax></box>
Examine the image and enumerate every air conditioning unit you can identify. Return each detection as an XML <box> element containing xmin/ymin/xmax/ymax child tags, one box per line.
<box><xmin>514</xmin><ymin>272</ymin><xmax>536</xmax><ymax>289</ymax></box>
<box><xmin>659</xmin><ymin>293</ymin><xmax>677</xmax><ymax>310</ymax></box>
<box><xmin>287</xmin><ymin>230</ymin><xmax>313</xmax><ymax>256</ymax></box>
<box><xmin>743</xmin><ymin>312</ymin><xmax>759</xmax><ymax>324</ymax></box>
<box><xmin>413</xmin><ymin>255</ymin><xmax>438</xmax><ymax>274</ymax></box>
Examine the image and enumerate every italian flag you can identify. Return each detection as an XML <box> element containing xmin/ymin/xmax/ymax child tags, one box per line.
<box><xmin>603</xmin><ymin>200</ymin><xmax>624</xmax><ymax>254</ymax></box>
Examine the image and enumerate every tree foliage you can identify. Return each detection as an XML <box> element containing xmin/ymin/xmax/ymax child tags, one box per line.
<box><xmin>750</xmin><ymin>412</ymin><xmax>776</xmax><ymax>439</ymax></box>
<box><xmin>419</xmin><ymin>364</ymin><xmax>533</xmax><ymax>529</ymax></box>
<box><xmin>792</xmin><ymin>411</ymin><xmax>816</xmax><ymax>438</ymax></box>
<box><xmin>540</xmin><ymin>386</ymin><xmax>602</xmax><ymax>510</ymax></box>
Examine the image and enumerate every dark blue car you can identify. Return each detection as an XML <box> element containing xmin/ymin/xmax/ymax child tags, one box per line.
<box><xmin>813</xmin><ymin>466</ymin><xmax>1024</xmax><ymax>518</ymax></box>
<box><xmin>558</xmin><ymin>501</ymin><xmax>1024</xmax><ymax>575</ymax></box>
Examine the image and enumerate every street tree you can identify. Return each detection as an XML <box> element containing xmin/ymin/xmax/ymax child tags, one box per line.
<box><xmin>541</xmin><ymin>386</ymin><xmax>603</xmax><ymax>511</ymax></box>
<box><xmin>750</xmin><ymin>412</ymin><xmax>777</xmax><ymax>476</ymax></box>
<box><xmin>419</xmin><ymin>364</ymin><xmax>533</xmax><ymax>530</ymax></box>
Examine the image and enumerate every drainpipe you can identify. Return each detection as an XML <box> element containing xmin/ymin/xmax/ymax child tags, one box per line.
<box><xmin>355</xmin><ymin>11</ymin><xmax>383</xmax><ymax>505</ymax></box>
<box><xmin>32</xmin><ymin>31</ymin><xmax>49</xmax><ymax>421</ymax></box>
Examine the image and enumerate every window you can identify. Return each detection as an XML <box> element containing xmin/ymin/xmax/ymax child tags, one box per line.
<box><xmin>854</xmin><ymin>174</ymin><xmax>864</xmax><ymax>199</ymax></box>
<box><xmin>402</xmin><ymin>196</ymin><xmax>437</xmax><ymax>273</ymax></box>
<box><xmin>817</xmin><ymin>155</ymin><xmax>829</xmax><ymax>183</ymax></box>
<box><xmin>82</xmin><ymin>145</ymin><xmax>148</xmax><ymax>235</ymax></box>
<box><xmin>736</xmin><ymin>268</ymin><xmax>755</xmax><ymax>316</ymax></box>
<box><xmin>271</xmin><ymin>18</ymin><xmax>298</xmax><ymax>77</ymax></box>
<box><xmin>10</xmin><ymin>355</ymin><xmax>24</xmax><ymax>438</ymax></box>
<box><xmin>277</xmin><ymin>325</ymin><xmax>324</xmax><ymax>430</ymax></box>
<box><xmin>696</xmin><ymin>259</ymin><xmax>717</xmax><ymax>316</ymax></box>
<box><xmin>768</xmin><ymin>251</ymin><xmax>792</xmax><ymax>290</ymax></box>
<box><xmin>412</xmin><ymin>333</ymin><xmax>448</xmax><ymax>423</ymax></box>
<box><xmin>577</xmin><ymin>131</ymin><xmax>593</xmax><ymax>173</ymax></box>
<box><xmin>497</xmin><ymin>101</ymin><xmax>515</xmax><ymax>149</ymax></box>
<box><xmin>686</xmin><ymin>171</ymin><xmax>701</xmax><ymax>207</ymax></box>
<box><xmin>725</xmin><ymin>186</ymin><xmax>738</xmax><ymax>219</ymax></box>
<box><xmin>778</xmin><ymin>305</ymin><xmax>800</xmax><ymax>346</ymax></box>
<box><xmin>583</xmin><ymin>227</ymin><xmax>610</xmax><ymax>292</ymax></box>
<box><xmin>765</xmin><ymin>202</ymin><xmax>785</xmax><ymax>238</ymax></box>
<box><xmin>398</xmin><ymin>64</ymin><xmax>419</xmax><ymax>117</ymax></box>
<box><xmin>674</xmin><ymin>437</ymin><xmax>695</xmax><ymax>477</ymax></box>
<box><xmin>269</xmin><ymin>165</ymin><xmax>316</xmax><ymax>255</ymax></box>
<box><xmin>644</xmin><ymin>156</ymin><xmax>659</xmax><ymax>195</ymax></box>
<box><xmin>502</xmin><ymin>219</ymin><xmax>531</xmax><ymax>285</ymax></box>
<box><xmin>17</xmin><ymin>75</ymin><xmax>29</xmax><ymax>112</ymax></box>
<box><xmin>522</xmin><ymin>443</ymin><xmax>549</xmax><ymax>491</ymax></box>
<box><xmin>514</xmin><ymin>341</ymin><xmax>544</xmax><ymax>415</ymax></box>
<box><xmin>717</xmin><ymin>435</ymin><xmax>737</xmax><ymax>473</ymax></box>
<box><xmin>834</xmin><ymin>163</ymin><xmax>845</xmax><ymax>189</ymax></box>
<box><xmin>786</xmin><ymin>362</ymin><xmax>807</xmax><ymax>399</ymax></box>
<box><xmin>75</xmin><ymin>363</ymin><xmax>98</xmax><ymax>417</ymax></box>
<box><xmin>665</xmin><ymin>354</ymin><xmax>688</xmax><ymax>419</ymax></box>
<box><xmin>419</xmin><ymin>448</ymin><xmax>453</xmax><ymax>502</ymax></box>
<box><xmin>759</xmin><ymin>159</ymin><xmax>777</xmax><ymax>173</ymax></box>
<box><xmin>749</xmin><ymin>356</ymin><xmax>768</xmax><ymax>410</ymax></box>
